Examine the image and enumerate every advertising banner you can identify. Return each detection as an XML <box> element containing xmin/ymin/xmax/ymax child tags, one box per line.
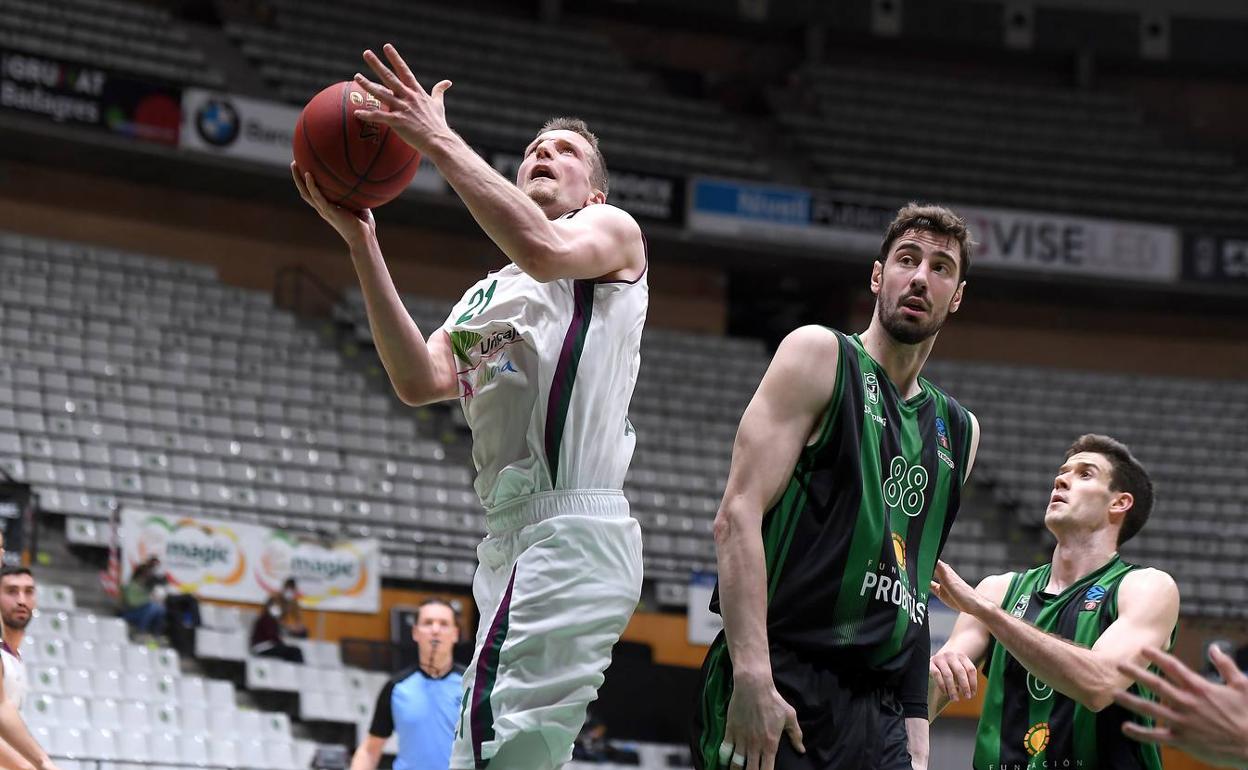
<box><xmin>686</xmin><ymin>571</ymin><xmax>723</xmax><ymax>645</ymax></box>
<box><xmin>961</xmin><ymin>205</ymin><xmax>1180</xmax><ymax>283</ymax></box>
<box><xmin>180</xmin><ymin>88</ymin><xmax>446</xmax><ymax>193</ymax></box>
<box><xmin>1183</xmin><ymin>232</ymin><xmax>1248</xmax><ymax>283</ymax></box>
<box><xmin>119</xmin><ymin>508</ymin><xmax>380</xmax><ymax>613</ymax></box>
<box><xmin>489</xmin><ymin>149</ymin><xmax>686</xmax><ymax>225</ymax></box>
<box><xmin>0</xmin><ymin>48</ymin><xmax>181</xmax><ymax>145</ymax></box>
<box><xmin>687</xmin><ymin>176</ymin><xmax>1181</xmax><ymax>282</ymax></box>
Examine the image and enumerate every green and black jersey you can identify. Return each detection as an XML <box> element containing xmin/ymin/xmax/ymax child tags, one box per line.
<box><xmin>974</xmin><ymin>555</ymin><xmax>1169</xmax><ymax>770</ymax></box>
<box><xmin>711</xmin><ymin>330</ymin><xmax>976</xmax><ymax>674</ymax></box>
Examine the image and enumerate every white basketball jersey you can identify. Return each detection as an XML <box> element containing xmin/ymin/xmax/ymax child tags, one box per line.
<box><xmin>440</xmin><ymin>218</ymin><xmax>648</xmax><ymax>509</ymax></box>
<box><xmin>1</xmin><ymin>644</ymin><xmax>26</xmax><ymax>709</ymax></box>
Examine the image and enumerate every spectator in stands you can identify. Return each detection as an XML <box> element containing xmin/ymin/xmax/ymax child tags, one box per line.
<box><xmin>0</xmin><ymin>537</ymin><xmax>61</xmax><ymax>770</ymax></box>
<box><xmin>250</xmin><ymin>596</ymin><xmax>305</xmax><ymax>663</ymax></box>
<box><xmin>351</xmin><ymin>598</ymin><xmax>463</xmax><ymax>770</ymax></box>
<box><xmin>277</xmin><ymin>577</ymin><xmax>308</xmax><ymax>638</ymax></box>
<box><xmin>121</xmin><ymin>556</ymin><xmax>167</xmax><ymax>637</ymax></box>
<box><xmin>1116</xmin><ymin>644</ymin><xmax>1248</xmax><ymax>767</ymax></box>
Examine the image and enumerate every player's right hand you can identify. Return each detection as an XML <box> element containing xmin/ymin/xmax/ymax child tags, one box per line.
<box><xmin>291</xmin><ymin>162</ymin><xmax>376</xmax><ymax>249</ymax></box>
<box><xmin>721</xmin><ymin>673</ymin><xmax>805</xmax><ymax>770</ymax></box>
<box><xmin>930</xmin><ymin>648</ymin><xmax>978</xmax><ymax>702</ymax></box>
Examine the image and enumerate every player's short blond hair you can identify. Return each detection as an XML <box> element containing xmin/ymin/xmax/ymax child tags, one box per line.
<box><xmin>539</xmin><ymin>117</ymin><xmax>609</xmax><ymax>197</ymax></box>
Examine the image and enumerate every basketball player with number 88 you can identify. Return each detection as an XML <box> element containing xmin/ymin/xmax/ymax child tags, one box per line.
<box><xmin>292</xmin><ymin>43</ymin><xmax>647</xmax><ymax>770</ymax></box>
<box><xmin>693</xmin><ymin>205</ymin><xmax>980</xmax><ymax>770</ymax></box>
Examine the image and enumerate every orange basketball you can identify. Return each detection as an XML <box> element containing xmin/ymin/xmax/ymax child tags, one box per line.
<box><xmin>292</xmin><ymin>81</ymin><xmax>421</xmax><ymax>211</ymax></box>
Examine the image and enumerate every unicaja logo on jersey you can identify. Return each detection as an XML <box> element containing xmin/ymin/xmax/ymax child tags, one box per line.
<box><xmin>1024</xmin><ymin>723</ymin><xmax>1050</xmax><ymax>756</ymax></box>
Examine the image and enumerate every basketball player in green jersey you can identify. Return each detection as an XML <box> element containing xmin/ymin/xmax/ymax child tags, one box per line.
<box><xmin>694</xmin><ymin>204</ymin><xmax>981</xmax><ymax>770</ymax></box>
<box><xmin>929</xmin><ymin>434</ymin><xmax>1180</xmax><ymax>770</ymax></box>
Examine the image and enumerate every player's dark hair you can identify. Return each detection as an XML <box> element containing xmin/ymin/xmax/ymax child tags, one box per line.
<box><xmin>879</xmin><ymin>203</ymin><xmax>974</xmax><ymax>281</ymax></box>
<box><xmin>0</xmin><ymin>566</ymin><xmax>32</xmax><ymax>582</ymax></box>
<box><xmin>415</xmin><ymin>597</ymin><xmax>459</xmax><ymax>624</ymax></box>
<box><xmin>1065</xmin><ymin>434</ymin><xmax>1154</xmax><ymax>545</ymax></box>
<box><xmin>539</xmin><ymin>117</ymin><xmax>609</xmax><ymax>197</ymax></box>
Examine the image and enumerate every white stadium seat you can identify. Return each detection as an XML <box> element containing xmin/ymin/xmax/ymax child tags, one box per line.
<box><xmin>265</xmin><ymin>740</ymin><xmax>297</xmax><ymax>770</ymax></box>
<box><xmin>180</xmin><ymin>705</ymin><xmax>210</xmax><ymax>735</ymax></box>
<box><xmin>88</xmin><ymin>697</ymin><xmax>123</xmax><ymax>731</ymax></box>
<box><xmin>206</xmin><ymin>678</ymin><xmax>235</xmax><ymax>709</ymax></box>
<box><xmin>178</xmin><ymin>733</ymin><xmax>210</xmax><ymax>766</ymax></box>
<box><xmin>117</xmin><ymin>727</ymin><xmax>151</xmax><ymax>762</ymax></box>
<box><xmin>120</xmin><ymin>699</ymin><xmax>152</xmax><ymax>731</ymax></box>
<box><xmin>69</xmin><ymin>613</ymin><xmax>100</xmax><ymax>642</ymax></box>
<box><xmin>146</xmin><ymin>731</ymin><xmax>179</xmax><ymax>762</ymax></box>
<box><xmin>124</xmin><ymin>643</ymin><xmax>154</xmax><ymax>673</ymax></box>
<box><xmin>62</xmin><ymin>668</ymin><xmax>93</xmax><ymax>698</ymax></box>
<box><xmin>122</xmin><ymin>671</ymin><xmax>154</xmax><ymax>701</ymax></box>
<box><xmin>207</xmin><ymin>706</ymin><xmax>235</xmax><ymax>733</ymax></box>
<box><xmin>209</xmin><ymin>738</ymin><xmax>238</xmax><ymax>768</ymax></box>
<box><xmin>28</xmin><ymin>664</ymin><xmax>62</xmax><ymax>695</ymax></box>
<box><xmin>66</xmin><ymin>640</ymin><xmax>96</xmax><ymax>669</ymax></box>
<box><xmin>177</xmin><ymin>676</ymin><xmax>206</xmax><ymax>704</ymax></box>
<box><xmin>85</xmin><ymin>727</ymin><xmax>118</xmax><ymax>760</ymax></box>
<box><xmin>40</xmin><ymin>584</ymin><xmax>77</xmax><ymax>611</ymax></box>
<box><xmin>92</xmin><ymin>669</ymin><xmax>124</xmax><ymax>700</ymax></box>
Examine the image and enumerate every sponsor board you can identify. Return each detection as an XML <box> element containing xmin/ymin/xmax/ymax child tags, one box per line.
<box><xmin>119</xmin><ymin>508</ymin><xmax>379</xmax><ymax>612</ymax></box>
<box><xmin>0</xmin><ymin>49</ymin><xmax>180</xmax><ymax>145</ymax></box>
<box><xmin>687</xmin><ymin>571</ymin><xmax>723</xmax><ymax>645</ymax></box>
<box><xmin>686</xmin><ymin>176</ymin><xmax>1181</xmax><ymax>282</ymax></box>
<box><xmin>180</xmin><ymin>88</ymin><xmax>446</xmax><ymax>193</ymax></box>
<box><xmin>1184</xmin><ymin>232</ymin><xmax>1248</xmax><ymax>283</ymax></box>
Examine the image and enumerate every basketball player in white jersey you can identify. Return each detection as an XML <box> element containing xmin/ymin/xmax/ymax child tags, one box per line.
<box><xmin>0</xmin><ymin>536</ymin><xmax>60</xmax><ymax>770</ymax></box>
<box><xmin>293</xmin><ymin>44</ymin><xmax>647</xmax><ymax>770</ymax></box>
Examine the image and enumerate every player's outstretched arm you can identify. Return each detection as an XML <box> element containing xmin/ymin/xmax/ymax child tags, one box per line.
<box><xmin>351</xmin><ymin>45</ymin><xmax>645</xmax><ymax>283</ymax></box>
<box><xmin>292</xmin><ymin>163</ymin><xmax>457</xmax><ymax>407</ymax></box>
<box><xmin>714</xmin><ymin>326</ymin><xmax>839</xmax><ymax>770</ymax></box>
<box><xmin>933</xmin><ymin>562</ymin><xmax>1179</xmax><ymax>712</ymax></box>
<box><xmin>1115</xmin><ymin>644</ymin><xmax>1248</xmax><ymax>767</ymax></box>
<box><xmin>927</xmin><ymin>572</ymin><xmax>1010</xmax><ymax>720</ymax></box>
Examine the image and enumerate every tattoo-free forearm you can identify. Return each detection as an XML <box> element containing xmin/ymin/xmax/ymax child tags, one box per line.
<box><xmin>349</xmin><ymin>239</ymin><xmax>446</xmax><ymax>405</ymax></box>
<box><xmin>978</xmin><ymin>606</ymin><xmax>1116</xmax><ymax>710</ymax></box>
<box><xmin>713</xmin><ymin>503</ymin><xmax>773</xmax><ymax>682</ymax></box>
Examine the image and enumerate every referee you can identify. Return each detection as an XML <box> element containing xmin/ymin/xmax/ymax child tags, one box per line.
<box><xmin>351</xmin><ymin>599</ymin><xmax>464</xmax><ymax>770</ymax></box>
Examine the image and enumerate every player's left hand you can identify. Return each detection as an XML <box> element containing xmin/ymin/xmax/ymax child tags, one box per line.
<box><xmin>352</xmin><ymin>43</ymin><xmax>453</xmax><ymax>154</ymax></box>
<box><xmin>1115</xmin><ymin>644</ymin><xmax>1248</xmax><ymax>766</ymax></box>
<box><xmin>930</xmin><ymin>561</ymin><xmax>990</xmax><ymax>618</ymax></box>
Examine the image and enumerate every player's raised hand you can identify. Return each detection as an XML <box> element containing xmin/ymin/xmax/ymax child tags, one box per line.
<box><xmin>930</xmin><ymin>648</ymin><xmax>978</xmax><ymax>702</ymax></box>
<box><xmin>353</xmin><ymin>43</ymin><xmax>452</xmax><ymax>154</ymax></box>
<box><xmin>721</xmin><ymin>674</ymin><xmax>804</xmax><ymax>770</ymax></box>
<box><xmin>930</xmin><ymin>561</ymin><xmax>990</xmax><ymax>618</ymax></box>
<box><xmin>291</xmin><ymin>162</ymin><xmax>376</xmax><ymax>249</ymax></box>
<box><xmin>1115</xmin><ymin>644</ymin><xmax>1248</xmax><ymax>766</ymax></box>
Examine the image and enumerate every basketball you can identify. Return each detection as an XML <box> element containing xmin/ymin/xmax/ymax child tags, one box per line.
<box><xmin>292</xmin><ymin>81</ymin><xmax>421</xmax><ymax>211</ymax></box>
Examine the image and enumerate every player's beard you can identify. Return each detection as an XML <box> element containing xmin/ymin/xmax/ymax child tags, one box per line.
<box><xmin>1</xmin><ymin>611</ymin><xmax>30</xmax><ymax>631</ymax></box>
<box><xmin>877</xmin><ymin>289</ymin><xmax>949</xmax><ymax>345</ymax></box>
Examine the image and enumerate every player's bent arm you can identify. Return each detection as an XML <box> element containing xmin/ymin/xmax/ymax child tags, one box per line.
<box><xmin>980</xmin><ymin>569</ymin><xmax>1179</xmax><ymax>712</ymax></box>
<box><xmin>928</xmin><ymin>572</ymin><xmax>1010</xmax><ymax>720</ymax></box>
<box><xmin>348</xmin><ymin>735</ymin><xmax>387</xmax><ymax>770</ymax></box>
<box><xmin>713</xmin><ymin>326</ymin><xmax>840</xmax><ymax>679</ymax></box>
<box><xmin>423</xmin><ymin>133</ymin><xmax>644</xmax><ymax>282</ymax></box>
<box><xmin>350</xmin><ymin>238</ymin><xmax>458</xmax><ymax>406</ymax></box>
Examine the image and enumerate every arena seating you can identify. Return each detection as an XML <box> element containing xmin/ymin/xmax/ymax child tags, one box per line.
<box><xmin>779</xmin><ymin>64</ymin><xmax>1248</xmax><ymax>228</ymax></box>
<box><xmin>0</xmin><ymin>231</ymin><xmax>480</xmax><ymax>585</ymax></box>
<box><xmin>222</xmin><ymin>0</ymin><xmax>769</xmax><ymax>180</ymax></box>
<box><xmin>20</xmin><ymin>585</ymin><xmax>317</xmax><ymax>770</ymax></box>
<box><xmin>923</xmin><ymin>358</ymin><xmax>1248</xmax><ymax>619</ymax></box>
<box><xmin>0</xmin><ymin>0</ymin><xmax>226</xmax><ymax>87</ymax></box>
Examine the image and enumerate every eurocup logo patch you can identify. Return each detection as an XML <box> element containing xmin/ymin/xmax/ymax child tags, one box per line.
<box><xmin>935</xmin><ymin>416</ymin><xmax>950</xmax><ymax>449</ymax></box>
<box><xmin>195</xmin><ymin>98</ymin><xmax>240</xmax><ymax>147</ymax></box>
<box><xmin>1082</xmin><ymin>584</ymin><xmax>1107</xmax><ymax>611</ymax></box>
